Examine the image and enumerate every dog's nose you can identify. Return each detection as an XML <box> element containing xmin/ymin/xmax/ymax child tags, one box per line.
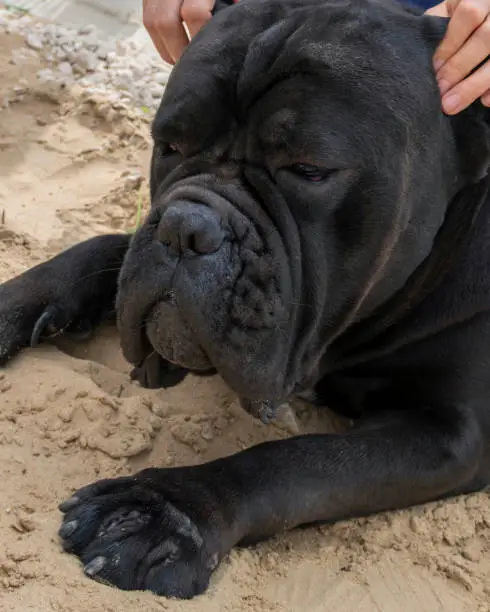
<box><xmin>158</xmin><ymin>202</ymin><xmax>224</xmax><ymax>256</ymax></box>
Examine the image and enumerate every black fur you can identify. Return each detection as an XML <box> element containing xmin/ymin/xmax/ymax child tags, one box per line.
<box><xmin>1</xmin><ymin>0</ymin><xmax>490</xmax><ymax>599</ymax></box>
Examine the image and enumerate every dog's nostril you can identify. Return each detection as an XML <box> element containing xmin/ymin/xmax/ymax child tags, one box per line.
<box><xmin>158</xmin><ymin>201</ymin><xmax>224</xmax><ymax>256</ymax></box>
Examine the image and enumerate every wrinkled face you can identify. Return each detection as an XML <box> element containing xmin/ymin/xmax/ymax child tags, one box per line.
<box><xmin>116</xmin><ymin>0</ymin><xmax>458</xmax><ymax>417</ymax></box>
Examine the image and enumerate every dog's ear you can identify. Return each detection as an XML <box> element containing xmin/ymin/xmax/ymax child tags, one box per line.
<box><xmin>421</xmin><ymin>14</ymin><xmax>490</xmax><ymax>184</ymax></box>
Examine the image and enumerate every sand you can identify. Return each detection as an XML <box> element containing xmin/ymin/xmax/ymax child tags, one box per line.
<box><xmin>1</xmin><ymin>30</ymin><xmax>490</xmax><ymax>612</ymax></box>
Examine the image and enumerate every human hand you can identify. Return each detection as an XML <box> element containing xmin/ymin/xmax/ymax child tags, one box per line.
<box><xmin>427</xmin><ymin>0</ymin><xmax>490</xmax><ymax>114</ymax></box>
<box><xmin>143</xmin><ymin>0</ymin><xmax>215</xmax><ymax>64</ymax></box>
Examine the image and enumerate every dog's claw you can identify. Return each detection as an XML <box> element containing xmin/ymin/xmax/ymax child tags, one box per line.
<box><xmin>59</xmin><ymin>519</ymin><xmax>78</xmax><ymax>538</ymax></box>
<box><xmin>59</xmin><ymin>496</ymin><xmax>80</xmax><ymax>512</ymax></box>
<box><xmin>30</xmin><ymin>306</ymin><xmax>59</xmax><ymax>347</ymax></box>
<box><xmin>84</xmin><ymin>556</ymin><xmax>107</xmax><ymax>577</ymax></box>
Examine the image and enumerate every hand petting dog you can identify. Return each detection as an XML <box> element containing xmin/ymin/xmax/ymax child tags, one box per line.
<box><xmin>427</xmin><ymin>0</ymin><xmax>490</xmax><ymax>113</ymax></box>
<box><xmin>143</xmin><ymin>0</ymin><xmax>490</xmax><ymax>115</ymax></box>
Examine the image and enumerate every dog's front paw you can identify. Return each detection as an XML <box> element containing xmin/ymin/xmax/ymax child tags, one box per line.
<box><xmin>0</xmin><ymin>279</ymin><xmax>52</xmax><ymax>365</ymax></box>
<box><xmin>0</xmin><ymin>234</ymin><xmax>129</xmax><ymax>365</ymax></box>
<box><xmin>58</xmin><ymin>471</ymin><xmax>222</xmax><ymax>599</ymax></box>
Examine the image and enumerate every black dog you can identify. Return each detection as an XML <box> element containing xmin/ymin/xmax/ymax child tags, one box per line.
<box><xmin>1</xmin><ymin>0</ymin><xmax>490</xmax><ymax>599</ymax></box>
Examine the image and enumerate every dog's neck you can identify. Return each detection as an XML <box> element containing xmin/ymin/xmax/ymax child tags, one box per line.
<box><xmin>328</xmin><ymin>175</ymin><xmax>490</xmax><ymax>369</ymax></box>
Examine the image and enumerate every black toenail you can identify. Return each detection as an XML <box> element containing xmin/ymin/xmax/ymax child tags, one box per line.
<box><xmin>84</xmin><ymin>556</ymin><xmax>107</xmax><ymax>577</ymax></box>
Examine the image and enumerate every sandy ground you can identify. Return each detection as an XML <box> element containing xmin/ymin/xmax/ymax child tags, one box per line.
<box><xmin>1</xmin><ymin>30</ymin><xmax>490</xmax><ymax>612</ymax></box>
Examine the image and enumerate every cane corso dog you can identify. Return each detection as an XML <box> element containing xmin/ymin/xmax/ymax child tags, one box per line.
<box><xmin>1</xmin><ymin>0</ymin><xmax>489</xmax><ymax>599</ymax></box>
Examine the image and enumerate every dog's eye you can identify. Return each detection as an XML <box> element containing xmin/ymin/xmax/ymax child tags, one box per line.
<box><xmin>290</xmin><ymin>163</ymin><xmax>330</xmax><ymax>182</ymax></box>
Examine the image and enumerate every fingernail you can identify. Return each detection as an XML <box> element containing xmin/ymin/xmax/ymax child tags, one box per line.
<box><xmin>442</xmin><ymin>93</ymin><xmax>462</xmax><ymax>114</ymax></box>
<box><xmin>433</xmin><ymin>58</ymin><xmax>443</xmax><ymax>71</ymax></box>
<box><xmin>437</xmin><ymin>78</ymin><xmax>451</xmax><ymax>96</ymax></box>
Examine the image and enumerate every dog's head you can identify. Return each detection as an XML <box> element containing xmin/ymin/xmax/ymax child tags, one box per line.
<box><xmin>117</xmin><ymin>0</ymin><xmax>490</xmax><ymax>417</ymax></box>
